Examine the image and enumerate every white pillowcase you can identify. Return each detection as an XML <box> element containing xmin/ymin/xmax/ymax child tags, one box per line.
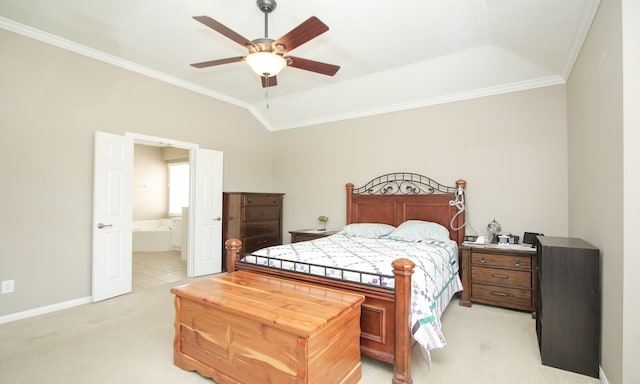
<box><xmin>384</xmin><ymin>220</ymin><xmax>451</xmax><ymax>242</ymax></box>
<box><xmin>341</xmin><ymin>223</ymin><xmax>396</xmax><ymax>238</ymax></box>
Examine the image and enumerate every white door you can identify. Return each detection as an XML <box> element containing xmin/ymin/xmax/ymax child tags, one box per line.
<box><xmin>189</xmin><ymin>148</ymin><xmax>223</xmax><ymax>276</ymax></box>
<box><xmin>92</xmin><ymin>131</ymin><xmax>133</xmax><ymax>302</ymax></box>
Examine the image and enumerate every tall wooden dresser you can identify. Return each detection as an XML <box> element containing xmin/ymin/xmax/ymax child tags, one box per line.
<box><xmin>536</xmin><ymin>236</ymin><xmax>600</xmax><ymax>378</ymax></box>
<box><xmin>222</xmin><ymin>192</ymin><xmax>284</xmax><ymax>270</ymax></box>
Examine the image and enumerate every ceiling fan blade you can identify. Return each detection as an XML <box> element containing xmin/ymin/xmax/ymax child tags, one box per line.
<box><xmin>190</xmin><ymin>56</ymin><xmax>245</xmax><ymax>68</ymax></box>
<box><xmin>193</xmin><ymin>16</ymin><xmax>251</xmax><ymax>47</ymax></box>
<box><xmin>285</xmin><ymin>56</ymin><xmax>340</xmax><ymax>76</ymax></box>
<box><xmin>261</xmin><ymin>75</ymin><xmax>278</xmax><ymax>88</ymax></box>
<box><xmin>275</xmin><ymin>16</ymin><xmax>329</xmax><ymax>52</ymax></box>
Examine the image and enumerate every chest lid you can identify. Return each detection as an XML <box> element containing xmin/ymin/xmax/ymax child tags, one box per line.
<box><xmin>171</xmin><ymin>271</ymin><xmax>364</xmax><ymax>336</ymax></box>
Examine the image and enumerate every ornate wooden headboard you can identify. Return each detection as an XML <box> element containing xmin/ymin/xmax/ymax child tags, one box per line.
<box><xmin>346</xmin><ymin>172</ymin><xmax>467</xmax><ymax>244</ymax></box>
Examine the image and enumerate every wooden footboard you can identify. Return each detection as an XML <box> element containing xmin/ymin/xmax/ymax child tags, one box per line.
<box><xmin>225</xmin><ymin>239</ymin><xmax>415</xmax><ymax>384</ymax></box>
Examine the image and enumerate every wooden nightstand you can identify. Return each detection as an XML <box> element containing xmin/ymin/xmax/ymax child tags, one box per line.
<box><xmin>289</xmin><ymin>229</ymin><xmax>338</xmax><ymax>243</ymax></box>
<box><xmin>459</xmin><ymin>243</ymin><xmax>537</xmax><ymax>315</ymax></box>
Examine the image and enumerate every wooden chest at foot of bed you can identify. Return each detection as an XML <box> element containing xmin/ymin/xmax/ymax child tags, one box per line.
<box><xmin>171</xmin><ymin>271</ymin><xmax>364</xmax><ymax>384</ymax></box>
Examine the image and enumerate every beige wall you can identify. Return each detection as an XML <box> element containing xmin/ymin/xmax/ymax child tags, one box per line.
<box><xmin>161</xmin><ymin>146</ymin><xmax>189</xmax><ymax>162</ymax></box>
<box><xmin>622</xmin><ymin>0</ymin><xmax>640</xmax><ymax>383</ymax></box>
<box><xmin>273</xmin><ymin>86</ymin><xmax>569</xmax><ymax>242</ymax></box>
<box><xmin>567</xmin><ymin>0</ymin><xmax>623</xmax><ymax>381</ymax></box>
<box><xmin>621</xmin><ymin>1</ymin><xmax>640</xmax><ymax>382</ymax></box>
<box><xmin>0</xmin><ymin>29</ymin><xmax>274</xmax><ymax>316</ymax></box>
<box><xmin>567</xmin><ymin>0</ymin><xmax>640</xmax><ymax>382</ymax></box>
<box><xmin>133</xmin><ymin>145</ymin><xmax>168</xmax><ymax>220</ymax></box>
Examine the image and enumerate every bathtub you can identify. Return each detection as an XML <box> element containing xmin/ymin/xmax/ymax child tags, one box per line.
<box><xmin>132</xmin><ymin>219</ymin><xmax>179</xmax><ymax>252</ymax></box>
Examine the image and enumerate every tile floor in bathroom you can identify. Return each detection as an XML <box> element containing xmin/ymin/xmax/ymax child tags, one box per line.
<box><xmin>132</xmin><ymin>250</ymin><xmax>187</xmax><ymax>290</ymax></box>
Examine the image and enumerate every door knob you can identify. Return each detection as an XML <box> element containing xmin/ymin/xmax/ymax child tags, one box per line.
<box><xmin>97</xmin><ymin>223</ymin><xmax>113</xmax><ymax>229</ymax></box>
<box><xmin>213</xmin><ymin>217</ymin><xmax>221</xmax><ymax>221</ymax></box>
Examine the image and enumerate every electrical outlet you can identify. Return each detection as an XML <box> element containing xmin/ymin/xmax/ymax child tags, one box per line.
<box><xmin>1</xmin><ymin>280</ymin><xmax>14</xmax><ymax>294</ymax></box>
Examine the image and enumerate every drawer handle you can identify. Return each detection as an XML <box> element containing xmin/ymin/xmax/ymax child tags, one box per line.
<box><xmin>248</xmin><ymin>198</ymin><xmax>252</xmax><ymax>203</ymax></box>
<box><xmin>491</xmin><ymin>291</ymin><xmax>510</xmax><ymax>297</ymax></box>
<box><xmin>514</xmin><ymin>259</ymin><xmax>521</xmax><ymax>267</ymax></box>
<box><xmin>480</xmin><ymin>257</ymin><xmax>487</xmax><ymax>263</ymax></box>
<box><xmin>491</xmin><ymin>273</ymin><xmax>509</xmax><ymax>279</ymax></box>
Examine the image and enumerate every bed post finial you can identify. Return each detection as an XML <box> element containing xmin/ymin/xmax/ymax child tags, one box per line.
<box><xmin>455</xmin><ymin>179</ymin><xmax>467</xmax><ymax>190</ymax></box>
<box><xmin>392</xmin><ymin>258</ymin><xmax>415</xmax><ymax>384</ymax></box>
<box><xmin>225</xmin><ymin>239</ymin><xmax>242</xmax><ymax>272</ymax></box>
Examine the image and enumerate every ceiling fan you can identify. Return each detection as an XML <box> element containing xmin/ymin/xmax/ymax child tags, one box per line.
<box><xmin>191</xmin><ymin>0</ymin><xmax>340</xmax><ymax>88</ymax></box>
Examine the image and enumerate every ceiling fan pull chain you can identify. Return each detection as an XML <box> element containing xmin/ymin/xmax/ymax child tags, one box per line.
<box><xmin>264</xmin><ymin>91</ymin><xmax>270</xmax><ymax>111</ymax></box>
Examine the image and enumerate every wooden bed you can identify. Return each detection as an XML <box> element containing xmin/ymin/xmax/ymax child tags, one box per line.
<box><xmin>225</xmin><ymin>173</ymin><xmax>467</xmax><ymax>384</ymax></box>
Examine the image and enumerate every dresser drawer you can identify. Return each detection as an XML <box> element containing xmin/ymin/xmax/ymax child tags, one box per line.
<box><xmin>471</xmin><ymin>266</ymin><xmax>532</xmax><ymax>288</ymax></box>
<box><xmin>243</xmin><ymin>195</ymin><xmax>282</xmax><ymax>206</ymax></box>
<box><xmin>244</xmin><ymin>221</ymin><xmax>280</xmax><ymax>237</ymax></box>
<box><xmin>243</xmin><ymin>234</ymin><xmax>281</xmax><ymax>253</ymax></box>
<box><xmin>471</xmin><ymin>283</ymin><xmax>532</xmax><ymax>308</ymax></box>
<box><xmin>243</xmin><ymin>206</ymin><xmax>281</xmax><ymax>222</ymax></box>
<box><xmin>471</xmin><ymin>252</ymin><xmax>531</xmax><ymax>270</ymax></box>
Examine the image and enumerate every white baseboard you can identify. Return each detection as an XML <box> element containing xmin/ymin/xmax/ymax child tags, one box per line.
<box><xmin>0</xmin><ymin>296</ymin><xmax>92</xmax><ymax>325</ymax></box>
<box><xmin>599</xmin><ymin>367</ymin><xmax>608</xmax><ymax>384</ymax></box>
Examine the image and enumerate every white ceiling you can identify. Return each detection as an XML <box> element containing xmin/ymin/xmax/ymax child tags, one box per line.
<box><xmin>0</xmin><ymin>0</ymin><xmax>600</xmax><ymax>131</ymax></box>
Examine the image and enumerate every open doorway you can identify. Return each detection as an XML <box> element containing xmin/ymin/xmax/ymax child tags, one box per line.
<box><xmin>92</xmin><ymin>131</ymin><xmax>223</xmax><ymax>302</ymax></box>
<box><xmin>132</xmin><ymin>143</ymin><xmax>189</xmax><ymax>290</ymax></box>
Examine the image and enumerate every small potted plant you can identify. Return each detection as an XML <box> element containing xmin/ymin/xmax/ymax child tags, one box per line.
<box><xmin>317</xmin><ymin>215</ymin><xmax>329</xmax><ymax>231</ymax></box>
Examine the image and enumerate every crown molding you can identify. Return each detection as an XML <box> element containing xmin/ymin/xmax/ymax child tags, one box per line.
<box><xmin>269</xmin><ymin>75</ymin><xmax>566</xmax><ymax>131</ymax></box>
<box><xmin>0</xmin><ymin>17</ymin><xmax>250</xmax><ymax>111</ymax></box>
<box><xmin>561</xmin><ymin>0</ymin><xmax>601</xmax><ymax>79</ymax></box>
<box><xmin>1</xmin><ymin>16</ymin><xmax>569</xmax><ymax>133</ymax></box>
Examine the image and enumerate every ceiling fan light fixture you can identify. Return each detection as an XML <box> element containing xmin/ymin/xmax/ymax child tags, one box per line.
<box><xmin>191</xmin><ymin>1</ymin><xmax>339</xmax><ymax>87</ymax></box>
<box><xmin>246</xmin><ymin>52</ymin><xmax>286</xmax><ymax>77</ymax></box>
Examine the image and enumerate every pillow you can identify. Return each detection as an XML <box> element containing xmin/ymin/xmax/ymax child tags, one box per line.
<box><xmin>340</xmin><ymin>223</ymin><xmax>396</xmax><ymax>238</ymax></box>
<box><xmin>384</xmin><ymin>220</ymin><xmax>451</xmax><ymax>242</ymax></box>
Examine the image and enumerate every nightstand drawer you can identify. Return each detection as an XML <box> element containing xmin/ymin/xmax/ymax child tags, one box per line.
<box><xmin>289</xmin><ymin>230</ymin><xmax>339</xmax><ymax>243</ymax></box>
<box><xmin>293</xmin><ymin>233</ymin><xmax>321</xmax><ymax>242</ymax></box>
<box><xmin>471</xmin><ymin>252</ymin><xmax>532</xmax><ymax>269</ymax></box>
<box><xmin>459</xmin><ymin>245</ymin><xmax>537</xmax><ymax>313</ymax></box>
<box><xmin>471</xmin><ymin>283</ymin><xmax>532</xmax><ymax>308</ymax></box>
<box><xmin>471</xmin><ymin>266</ymin><xmax>532</xmax><ymax>288</ymax></box>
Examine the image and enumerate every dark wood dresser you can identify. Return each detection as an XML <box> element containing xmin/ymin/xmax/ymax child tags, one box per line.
<box><xmin>536</xmin><ymin>236</ymin><xmax>600</xmax><ymax>378</ymax></box>
<box><xmin>459</xmin><ymin>244</ymin><xmax>537</xmax><ymax>314</ymax></box>
<box><xmin>222</xmin><ymin>192</ymin><xmax>284</xmax><ymax>270</ymax></box>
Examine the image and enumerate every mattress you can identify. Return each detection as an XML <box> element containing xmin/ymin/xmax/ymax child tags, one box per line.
<box><xmin>246</xmin><ymin>233</ymin><xmax>463</xmax><ymax>353</ymax></box>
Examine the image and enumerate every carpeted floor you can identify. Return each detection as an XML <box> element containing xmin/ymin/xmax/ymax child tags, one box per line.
<box><xmin>0</xmin><ymin>275</ymin><xmax>601</xmax><ymax>384</ymax></box>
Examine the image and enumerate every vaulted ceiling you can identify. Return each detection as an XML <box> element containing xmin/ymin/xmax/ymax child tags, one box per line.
<box><xmin>0</xmin><ymin>0</ymin><xmax>600</xmax><ymax>131</ymax></box>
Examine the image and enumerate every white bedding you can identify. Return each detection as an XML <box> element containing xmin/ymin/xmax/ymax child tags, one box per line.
<box><xmin>247</xmin><ymin>233</ymin><xmax>463</xmax><ymax>355</ymax></box>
